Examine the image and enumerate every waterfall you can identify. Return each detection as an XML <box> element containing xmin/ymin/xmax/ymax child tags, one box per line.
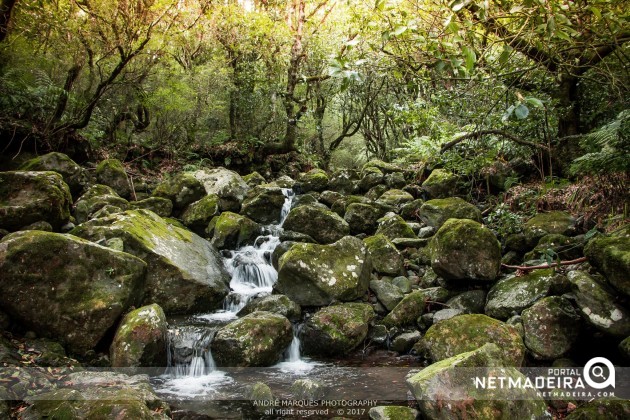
<box><xmin>166</xmin><ymin>326</ymin><xmax>216</xmax><ymax>378</ymax></box>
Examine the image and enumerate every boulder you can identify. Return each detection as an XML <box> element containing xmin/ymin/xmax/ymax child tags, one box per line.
<box><xmin>0</xmin><ymin>171</ymin><xmax>72</xmax><ymax>231</ymax></box>
<box><xmin>237</xmin><ymin>294</ymin><xmax>301</xmax><ymax>321</ymax></box>
<box><xmin>566</xmin><ymin>399</ymin><xmax>630</xmax><ymax>420</ymax></box>
<box><xmin>399</xmin><ymin>199</ymin><xmax>425</xmax><ymax>221</ymax></box>
<box><xmin>522</xmin><ymin>296</ymin><xmax>581</xmax><ymax>360</ymax></box>
<box><xmin>0</xmin><ymin>231</ymin><xmax>145</xmax><ymax>354</ymax></box>
<box><xmin>71</xmin><ymin>209</ymin><xmax>230</xmax><ymax>314</ymax></box>
<box><xmin>524</xmin><ymin>234</ymin><xmax>584</xmax><ymax>261</ymax></box>
<box><xmin>193</xmin><ymin>167</ymin><xmax>249</xmax><ymax>212</ymax></box>
<box><xmin>362</xmin><ymin>159</ymin><xmax>406</xmax><ymax>174</ymax></box>
<box><xmin>430</xmin><ymin>218</ymin><xmax>501</xmax><ymax>281</ymax></box>
<box><xmin>376</xmin><ymin>189</ymin><xmax>414</xmax><ymax>207</ymax></box>
<box><xmin>584</xmin><ymin>234</ymin><xmax>630</xmax><ymax>297</ymax></box>
<box><xmin>243</xmin><ymin>171</ymin><xmax>266</xmax><ymax>187</ymax></box>
<box><xmin>384</xmin><ymin>172</ymin><xmax>407</xmax><ymax>189</ymax></box>
<box><xmin>283</xmin><ymin>204</ymin><xmax>350</xmax><ymax>244</ymax></box>
<box><xmin>131</xmin><ymin>197</ymin><xmax>173</xmax><ymax>218</ymax></box>
<box><xmin>328</xmin><ymin>169</ymin><xmax>358</xmax><ymax>194</ymax></box>
<box><xmin>276</xmin><ymin>236</ymin><xmax>371</xmax><ymax>306</ymax></box>
<box><xmin>567</xmin><ymin>271</ymin><xmax>630</xmax><ymax>336</ymax></box>
<box><xmin>19</xmin><ymin>152</ymin><xmax>87</xmax><ymax>195</ymax></box>
<box><xmin>375</xmin><ymin>214</ymin><xmax>416</xmax><ymax>241</ymax></box>
<box><xmin>421</xmin><ymin>314</ymin><xmax>526</xmax><ymax>366</ymax></box>
<box><xmin>75</xmin><ymin>184</ymin><xmax>129</xmax><ymax>224</ymax></box>
<box><xmin>407</xmin><ymin>343</ymin><xmax>547</xmax><ymax>420</ymax></box>
<box><xmin>446</xmin><ymin>290</ymin><xmax>486</xmax><ymax>314</ymax></box>
<box><xmin>369</xmin><ymin>280</ymin><xmax>404</xmax><ymax>311</ymax></box>
<box><xmin>390</xmin><ymin>331</ymin><xmax>422</xmax><ymax>353</ymax></box>
<box><xmin>366</xmin><ymin>184</ymin><xmax>389</xmax><ymax>201</ymax></box>
<box><xmin>110</xmin><ymin>304</ymin><xmax>168</xmax><ymax>369</ymax></box>
<box><xmin>421</xmin><ymin>169</ymin><xmax>457</xmax><ymax>198</ymax></box>
<box><xmin>211</xmin><ymin>311</ymin><xmax>293</xmax><ymax>367</ymax></box>
<box><xmin>241</xmin><ymin>186</ymin><xmax>287</xmax><ymax>225</ymax></box>
<box><xmin>382</xmin><ymin>289</ymin><xmax>445</xmax><ymax>327</ymax></box>
<box><xmin>95</xmin><ymin>159</ymin><xmax>131</xmax><ymax>198</ymax></box>
<box><xmin>180</xmin><ymin>194</ymin><xmax>220</xmax><ymax>235</ymax></box>
<box><xmin>484</xmin><ymin>269</ymin><xmax>557</xmax><ymax>320</ymax></box>
<box><xmin>152</xmin><ymin>172</ymin><xmax>205</xmax><ymax>211</ymax></box>
<box><xmin>359</xmin><ymin>167</ymin><xmax>384</xmax><ymax>192</ymax></box>
<box><xmin>300</xmin><ymin>303</ymin><xmax>374</xmax><ymax>357</ymax></box>
<box><xmin>344</xmin><ymin>203</ymin><xmax>387</xmax><ymax>235</ymax></box>
<box><xmin>368</xmin><ymin>406</ymin><xmax>419</xmax><ymax>420</ymax></box>
<box><xmin>524</xmin><ymin>211</ymin><xmax>576</xmax><ymax>236</ymax></box>
<box><xmin>318</xmin><ymin>190</ymin><xmax>344</xmax><ymax>207</ymax></box>
<box><xmin>364</xmin><ymin>234</ymin><xmax>405</xmax><ymax>276</ymax></box>
<box><xmin>331</xmin><ymin>195</ymin><xmax>370</xmax><ymax>216</ymax></box>
<box><xmin>208</xmin><ymin>211</ymin><xmax>260</xmax><ymax>249</ymax></box>
<box><xmin>419</xmin><ymin>197</ymin><xmax>482</xmax><ymax>228</ymax></box>
<box><xmin>298</xmin><ymin>168</ymin><xmax>329</xmax><ymax>192</ymax></box>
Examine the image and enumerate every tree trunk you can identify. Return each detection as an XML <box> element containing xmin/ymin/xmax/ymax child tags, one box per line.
<box><xmin>0</xmin><ymin>0</ymin><xmax>16</xmax><ymax>43</ymax></box>
<box><xmin>556</xmin><ymin>76</ymin><xmax>581</xmax><ymax>138</ymax></box>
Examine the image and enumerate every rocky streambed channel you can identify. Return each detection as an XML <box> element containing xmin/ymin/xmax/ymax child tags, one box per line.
<box><xmin>0</xmin><ymin>153</ymin><xmax>629</xmax><ymax>419</ymax></box>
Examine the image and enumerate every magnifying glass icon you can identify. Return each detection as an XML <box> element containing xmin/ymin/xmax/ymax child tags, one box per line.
<box><xmin>592</xmin><ymin>366</ymin><xmax>606</xmax><ymax>379</ymax></box>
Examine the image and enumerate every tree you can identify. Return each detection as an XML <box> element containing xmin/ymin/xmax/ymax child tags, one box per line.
<box><xmin>0</xmin><ymin>0</ymin><xmax>16</xmax><ymax>42</ymax></box>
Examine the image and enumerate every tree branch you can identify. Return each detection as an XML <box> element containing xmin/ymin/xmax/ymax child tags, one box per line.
<box><xmin>440</xmin><ymin>129</ymin><xmax>549</xmax><ymax>153</ymax></box>
<box><xmin>501</xmin><ymin>257</ymin><xmax>587</xmax><ymax>272</ymax></box>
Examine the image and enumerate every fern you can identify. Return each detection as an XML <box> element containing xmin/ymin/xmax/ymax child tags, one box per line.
<box><xmin>570</xmin><ymin>110</ymin><xmax>630</xmax><ymax>175</ymax></box>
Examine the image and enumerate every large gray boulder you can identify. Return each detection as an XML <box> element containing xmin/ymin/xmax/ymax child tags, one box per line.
<box><xmin>95</xmin><ymin>159</ymin><xmax>132</xmax><ymax>199</ymax></box>
<box><xmin>584</xmin><ymin>234</ymin><xmax>630</xmax><ymax>297</ymax></box>
<box><xmin>208</xmin><ymin>211</ymin><xmax>260</xmax><ymax>249</ymax></box>
<box><xmin>240</xmin><ymin>186</ymin><xmax>287</xmax><ymax>225</ymax></box>
<box><xmin>19</xmin><ymin>152</ymin><xmax>87</xmax><ymax>195</ymax></box>
<box><xmin>0</xmin><ymin>171</ymin><xmax>72</xmax><ymax>231</ymax></box>
<box><xmin>180</xmin><ymin>194</ymin><xmax>220</xmax><ymax>235</ymax></box>
<box><xmin>298</xmin><ymin>168</ymin><xmax>329</xmax><ymax>192</ymax></box>
<box><xmin>430</xmin><ymin>218</ymin><xmax>501</xmax><ymax>281</ymax></box>
<box><xmin>211</xmin><ymin>311</ymin><xmax>293</xmax><ymax>367</ymax></box>
<box><xmin>344</xmin><ymin>203</ymin><xmax>387</xmax><ymax>235</ymax></box>
<box><xmin>152</xmin><ymin>172</ymin><xmax>206</xmax><ymax>211</ymax></box>
<box><xmin>275</xmin><ymin>236</ymin><xmax>372</xmax><ymax>306</ymax></box>
<box><xmin>421</xmin><ymin>169</ymin><xmax>457</xmax><ymax>198</ymax></box>
<box><xmin>419</xmin><ymin>197</ymin><xmax>482</xmax><ymax>228</ymax></box>
<box><xmin>71</xmin><ymin>209</ymin><xmax>230</xmax><ymax>314</ymax></box>
<box><xmin>74</xmin><ymin>184</ymin><xmax>129</xmax><ymax>224</ymax></box>
<box><xmin>0</xmin><ymin>231</ymin><xmax>145</xmax><ymax>354</ymax></box>
<box><xmin>193</xmin><ymin>167</ymin><xmax>249</xmax><ymax>212</ymax></box>
<box><xmin>364</xmin><ymin>234</ymin><xmax>405</xmax><ymax>276</ymax></box>
<box><xmin>283</xmin><ymin>204</ymin><xmax>350</xmax><ymax>244</ymax></box>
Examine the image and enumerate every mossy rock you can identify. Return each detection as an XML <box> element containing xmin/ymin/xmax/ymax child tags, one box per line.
<box><xmin>484</xmin><ymin>269</ymin><xmax>557</xmax><ymax>320</ymax></box>
<box><xmin>524</xmin><ymin>211</ymin><xmax>576</xmax><ymax>236</ymax></box>
<box><xmin>421</xmin><ymin>168</ymin><xmax>458</xmax><ymax>199</ymax></box>
<box><xmin>276</xmin><ymin>236</ymin><xmax>372</xmax><ymax>306</ymax></box>
<box><xmin>318</xmin><ymin>190</ymin><xmax>344</xmax><ymax>207</ymax></box>
<box><xmin>375</xmin><ymin>214</ymin><xmax>416</xmax><ymax>240</ymax></box>
<box><xmin>241</xmin><ymin>186</ymin><xmax>287</xmax><ymax>224</ymax></box>
<box><xmin>584</xmin><ymin>234</ymin><xmax>630</xmax><ymax>297</ymax></box>
<box><xmin>619</xmin><ymin>336</ymin><xmax>630</xmax><ymax>360</ymax></box>
<box><xmin>330</xmin><ymin>195</ymin><xmax>370</xmax><ymax>216</ymax></box>
<box><xmin>19</xmin><ymin>152</ymin><xmax>87</xmax><ymax>195</ymax></box>
<box><xmin>566</xmin><ymin>399</ymin><xmax>630</xmax><ymax>420</ymax></box>
<box><xmin>328</xmin><ymin>169</ymin><xmax>359</xmax><ymax>194</ymax></box>
<box><xmin>364</xmin><ymin>234</ymin><xmax>404</xmax><ymax>276</ymax></box>
<box><xmin>407</xmin><ymin>343</ymin><xmax>547</xmax><ymax>419</ymax></box>
<box><xmin>0</xmin><ymin>230</ymin><xmax>145</xmax><ymax>355</ymax></box>
<box><xmin>524</xmin><ymin>233</ymin><xmax>584</xmax><ymax>261</ymax></box>
<box><xmin>243</xmin><ymin>171</ymin><xmax>266</xmax><ymax>187</ymax></box>
<box><xmin>75</xmin><ymin>184</ymin><xmax>129</xmax><ymax>224</ymax></box>
<box><xmin>359</xmin><ymin>168</ymin><xmax>385</xmax><ymax>192</ymax></box>
<box><xmin>362</xmin><ymin>159</ymin><xmax>405</xmax><ymax>174</ymax></box>
<box><xmin>209</xmin><ymin>211</ymin><xmax>260</xmax><ymax>249</ymax></box>
<box><xmin>390</xmin><ymin>331</ymin><xmax>422</xmax><ymax>353</ymax></box>
<box><xmin>368</xmin><ymin>406</ymin><xmax>419</xmax><ymax>420</ymax></box>
<box><xmin>376</xmin><ymin>189</ymin><xmax>414</xmax><ymax>207</ymax></box>
<box><xmin>291</xmin><ymin>378</ymin><xmax>327</xmax><ymax>400</ymax></box>
<box><xmin>180</xmin><ymin>194</ymin><xmax>220</xmax><ymax>235</ymax></box>
<box><xmin>298</xmin><ymin>168</ymin><xmax>329</xmax><ymax>192</ymax></box>
<box><xmin>152</xmin><ymin>172</ymin><xmax>206</xmax><ymax>211</ymax></box>
<box><xmin>567</xmin><ymin>271</ymin><xmax>630</xmax><ymax>336</ymax></box>
<box><xmin>419</xmin><ymin>197</ymin><xmax>482</xmax><ymax>228</ymax></box>
<box><xmin>0</xmin><ymin>171</ymin><xmax>72</xmax><ymax>231</ymax></box>
<box><xmin>382</xmin><ymin>288</ymin><xmax>449</xmax><ymax>327</ymax></box>
<box><xmin>110</xmin><ymin>303</ymin><xmax>168</xmax><ymax>369</ymax></box>
<box><xmin>300</xmin><ymin>303</ymin><xmax>374</xmax><ymax>357</ymax></box>
<box><xmin>211</xmin><ymin>311</ymin><xmax>293</xmax><ymax>367</ymax></box>
<box><xmin>366</xmin><ymin>184</ymin><xmax>389</xmax><ymax>201</ymax></box>
<box><xmin>446</xmin><ymin>290</ymin><xmax>487</xmax><ymax>314</ymax></box>
<box><xmin>399</xmin><ymin>198</ymin><xmax>425</xmax><ymax>221</ymax></box>
<box><xmin>193</xmin><ymin>167</ymin><xmax>250</xmax><ymax>212</ymax></box>
<box><xmin>95</xmin><ymin>159</ymin><xmax>132</xmax><ymax>199</ymax></box>
<box><xmin>237</xmin><ymin>294</ymin><xmax>301</xmax><ymax>321</ymax></box>
<box><xmin>384</xmin><ymin>172</ymin><xmax>407</xmax><ymax>189</ymax></box>
<box><xmin>130</xmin><ymin>196</ymin><xmax>173</xmax><ymax>218</ymax></box>
<box><xmin>422</xmin><ymin>314</ymin><xmax>526</xmax><ymax>366</ymax></box>
<box><xmin>71</xmin><ymin>209</ymin><xmax>230</xmax><ymax>314</ymax></box>
<box><xmin>522</xmin><ymin>296</ymin><xmax>581</xmax><ymax>360</ymax></box>
<box><xmin>283</xmin><ymin>204</ymin><xmax>350</xmax><ymax>244</ymax></box>
<box><xmin>369</xmin><ymin>280</ymin><xmax>404</xmax><ymax>311</ymax></box>
<box><xmin>430</xmin><ymin>218</ymin><xmax>501</xmax><ymax>282</ymax></box>
<box><xmin>344</xmin><ymin>203</ymin><xmax>387</xmax><ymax>235</ymax></box>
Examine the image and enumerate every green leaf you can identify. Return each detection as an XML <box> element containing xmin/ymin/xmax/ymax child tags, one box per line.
<box><xmin>514</xmin><ymin>104</ymin><xmax>530</xmax><ymax>119</ymax></box>
<box><xmin>498</xmin><ymin>46</ymin><xmax>512</xmax><ymax>65</ymax></box>
<box><xmin>462</xmin><ymin>45</ymin><xmax>476</xmax><ymax>71</ymax></box>
<box><xmin>392</xmin><ymin>25</ymin><xmax>407</xmax><ymax>36</ymax></box>
<box><xmin>589</xmin><ymin>6</ymin><xmax>602</xmax><ymax>19</ymax></box>
<box><xmin>525</xmin><ymin>97</ymin><xmax>544</xmax><ymax>108</ymax></box>
<box><xmin>375</xmin><ymin>0</ymin><xmax>386</xmax><ymax>11</ymax></box>
<box><xmin>450</xmin><ymin>0</ymin><xmax>467</xmax><ymax>12</ymax></box>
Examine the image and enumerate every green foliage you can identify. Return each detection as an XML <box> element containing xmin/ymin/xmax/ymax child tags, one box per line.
<box><xmin>485</xmin><ymin>202</ymin><xmax>523</xmax><ymax>238</ymax></box>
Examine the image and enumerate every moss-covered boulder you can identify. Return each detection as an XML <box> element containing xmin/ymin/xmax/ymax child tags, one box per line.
<box><xmin>300</xmin><ymin>303</ymin><xmax>374</xmax><ymax>357</ymax></box>
<box><xmin>180</xmin><ymin>194</ymin><xmax>220</xmax><ymax>235</ymax></box>
<box><xmin>382</xmin><ymin>288</ymin><xmax>448</xmax><ymax>327</ymax></box>
<box><xmin>193</xmin><ymin>167</ymin><xmax>249</xmax><ymax>212</ymax></box>
<box><xmin>283</xmin><ymin>204</ymin><xmax>350</xmax><ymax>244</ymax></box>
<box><xmin>430</xmin><ymin>218</ymin><xmax>501</xmax><ymax>282</ymax></box>
<box><xmin>375</xmin><ymin>214</ymin><xmax>416</xmax><ymax>240</ymax></box>
<box><xmin>407</xmin><ymin>343</ymin><xmax>547</xmax><ymax>420</ymax></box>
<box><xmin>276</xmin><ymin>236</ymin><xmax>372</xmax><ymax>306</ymax></box>
<box><xmin>0</xmin><ymin>171</ymin><xmax>72</xmax><ymax>231</ymax></box>
<box><xmin>331</xmin><ymin>195</ymin><xmax>370</xmax><ymax>216</ymax></box>
<box><xmin>328</xmin><ymin>169</ymin><xmax>359</xmax><ymax>194</ymax></box>
<box><xmin>566</xmin><ymin>399</ymin><xmax>630</xmax><ymax>420</ymax></box>
<box><xmin>524</xmin><ymin>233</ymin><xmax>584</xmax><ymax>261</ymax></box>
<box><xmin>376</xmin><ymin>189</ymin><xmax>414</xmax><ymax>207</ymax></box>
<box><xmin>318</xmin><ymin>190</ymin><xmax>343</xmax><ymax>207</ymax></box>
<box><xmin>0</xmin><ymin>231</ymin><xmax>145</xmax><ymax>355</ymax></box>
<box><xmin>446</xmin><ymin>290</ymin><xmax>486</xmax><ymax>314</ymax></box>
<box><xmin>422</xmin><ymin>314</ymin><xmax>526</xmax><ymax>366</ymax></box>
<box><xmin>241</xmin><ymin>186</ymin><xmax>287</xmax><ymax>225</ymax></box>
<box><xmin>95</xmin><ymin>158</ymin><xmax>132</xmax><ymax>199</ymax></box>
<box><xmin>208</xmin><ymin>211</ymin><xmax>260</xmax><ymax>249</ymax></box>
<box><xmin>152</xmin><ymin>172</ymin><xmax>206</xmax><ymax>211</ymax></box>
<box><xmin>298</xmin><ymin>168</ymin><xmax>329</xmax><ymax>192</ymax></box>
<box><xmin>130</xmin><ymin>196</ymin><xmax>173</xmax><ymax>218</ymax></box>
<box><xmin>567</xmin><ymin>271</ymin><xmax>630</xmax><ymax>336</ymax></box>
<box><xmin>211</xmin><ymin>311</ymin><xmax>293</xmax><ymax>367</ymax></box>
<box><xmin>74</xmin><ymin>184</ymin><xmax>129</xmax><ymax>223</ymax></box>
<box><xmin>359</xmin><ymin>167</ymin><xmax>384</xmax><ymax>192</ymax></box>
<box><xmin>525</xmin><ymin>211</ymin><xmax>576</xmax><ymax>238</ymax></box>
<box><xmin>619</xmin><ymin>336</ymin><xmax>630</xmax><ymax>360</ymax></box>
<box><xmin>421</xmin><ymin>168</ymin><xmax>458</xmax><ymax>199</ymax></box>
<box><xmin>368</xmin><ymin>406</ymin><xmax>419</xmax><ymax>420</ymax></box>
<box><xmin>363</xmin><ymin>159</ymin><xmax>405</xmax><ymax>174</ymax></box>
<box><xmin>584</xmin><ymin>234</ymin><xmax>630</xmax><ymax>297</ymax></box>
<box><xmin>484</xmin><ymin>269</ymin><xmax>557</xmax><ymax>320</ymax></box>
<box><xmin>399</xmin><ymin>198</ymin><xmax>425</xmax><ymax>221</ymax></box>
<box><xmin>521</xmin><ymin>296</ymin><xmax>581</xmax><ymax>360</ymax></box>
<box><xmin>344</xmin><ymin>203</ymin><xmax>387</xmax><ymax>235</ymax></box>
<box><xmin>419</xmin><ymin>197</ymin><xmax>482</xmax><ymax>229</ymax></box>
<box><xmin>243</xmin><ymin>171</ymin><xmax>266</xmax><ymax>187</ymax></box>
<box><xmin>19</xmin><ymin>152</ymin><xmax>87</xmax><ymax>195</ymax></box>
<box><xmin>364</xmin><ymin>234</ymin><xmax>405</xmax><ymax>276</ymax></box>
<box><xmin>71</xmin><ymin>209</ymin><xmax>230</xmax><ymax>314</ymax></box>
<box><xmin>21</xmin><ymin>371</ymin><xmax>170</xmax><ymax>420</ymax></box>
<box><xmin>110</xmin><ymin>304</ymin><xmax>167</xmax><ymax>369</ymax></box>
<box><xmin>369</xmin><ymin>280</ymin><xmax>404</xmax><ymax>311</ymax></box>
<box><xmin>237</xmin><ymin>294</ymin><xmax>301</xmax><ymax>321</ymax></box>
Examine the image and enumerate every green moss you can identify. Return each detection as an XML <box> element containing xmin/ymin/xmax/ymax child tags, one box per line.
<box><xmin>181</xmin><ymin>194</ymin><xmax>220</xmax><ymax>232</ymax></box>
<box><xmin>419</xmin><ymin>197</ymin><xmax>481</xmax><ymax>228</ymax></box>
<box><xmin>283</xmin><ymin>204</ymin><xmax>349</xmax><ymax>244</ymax></box>
<box><xmin>376</xmin><ymin>189</ymin><xmax>414</xmax><ymax>206</ymax></box>
<box><xmin>525</xmin><ymin>211</ymin><xmax>575</xmax><ymax>235</ymax></box>
<box><xmin>375</xmin><ymin>214</ymin><xmax>416</xmax><ymax>240</ymax></box>
<box><xmin>567</xmin><ymin>399</ymin><xmax>630</xmax><ymax>420</ymax></box>
<box><xmin>364</xmin><ymin>234</ymin><xmax>404</xmax><ymax>276</ymax></box>
<box><xmin>421</xmin><ymin>169</ymin><xmax>457</xmax><ymax>198</ymax></box>
<box><xmin>211</xmin><ymin>211</ymin><xmax>259</xmax><ymax>248</ymax></box>
<box><xmin>485</xmin><ymin>269</ymin><xmax>555</xmax><ymax>319</ymax></box>
<box><xmin>585</xmin><ymin>235</ymin><xmax>630</xmax><ymax>297</ymax></box>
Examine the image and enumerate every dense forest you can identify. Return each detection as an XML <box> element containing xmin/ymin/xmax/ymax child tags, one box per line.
<box><xmin>0</xmin><ymin>1</ymin><xmax>629</xmax><ymax>419</ymax></box>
